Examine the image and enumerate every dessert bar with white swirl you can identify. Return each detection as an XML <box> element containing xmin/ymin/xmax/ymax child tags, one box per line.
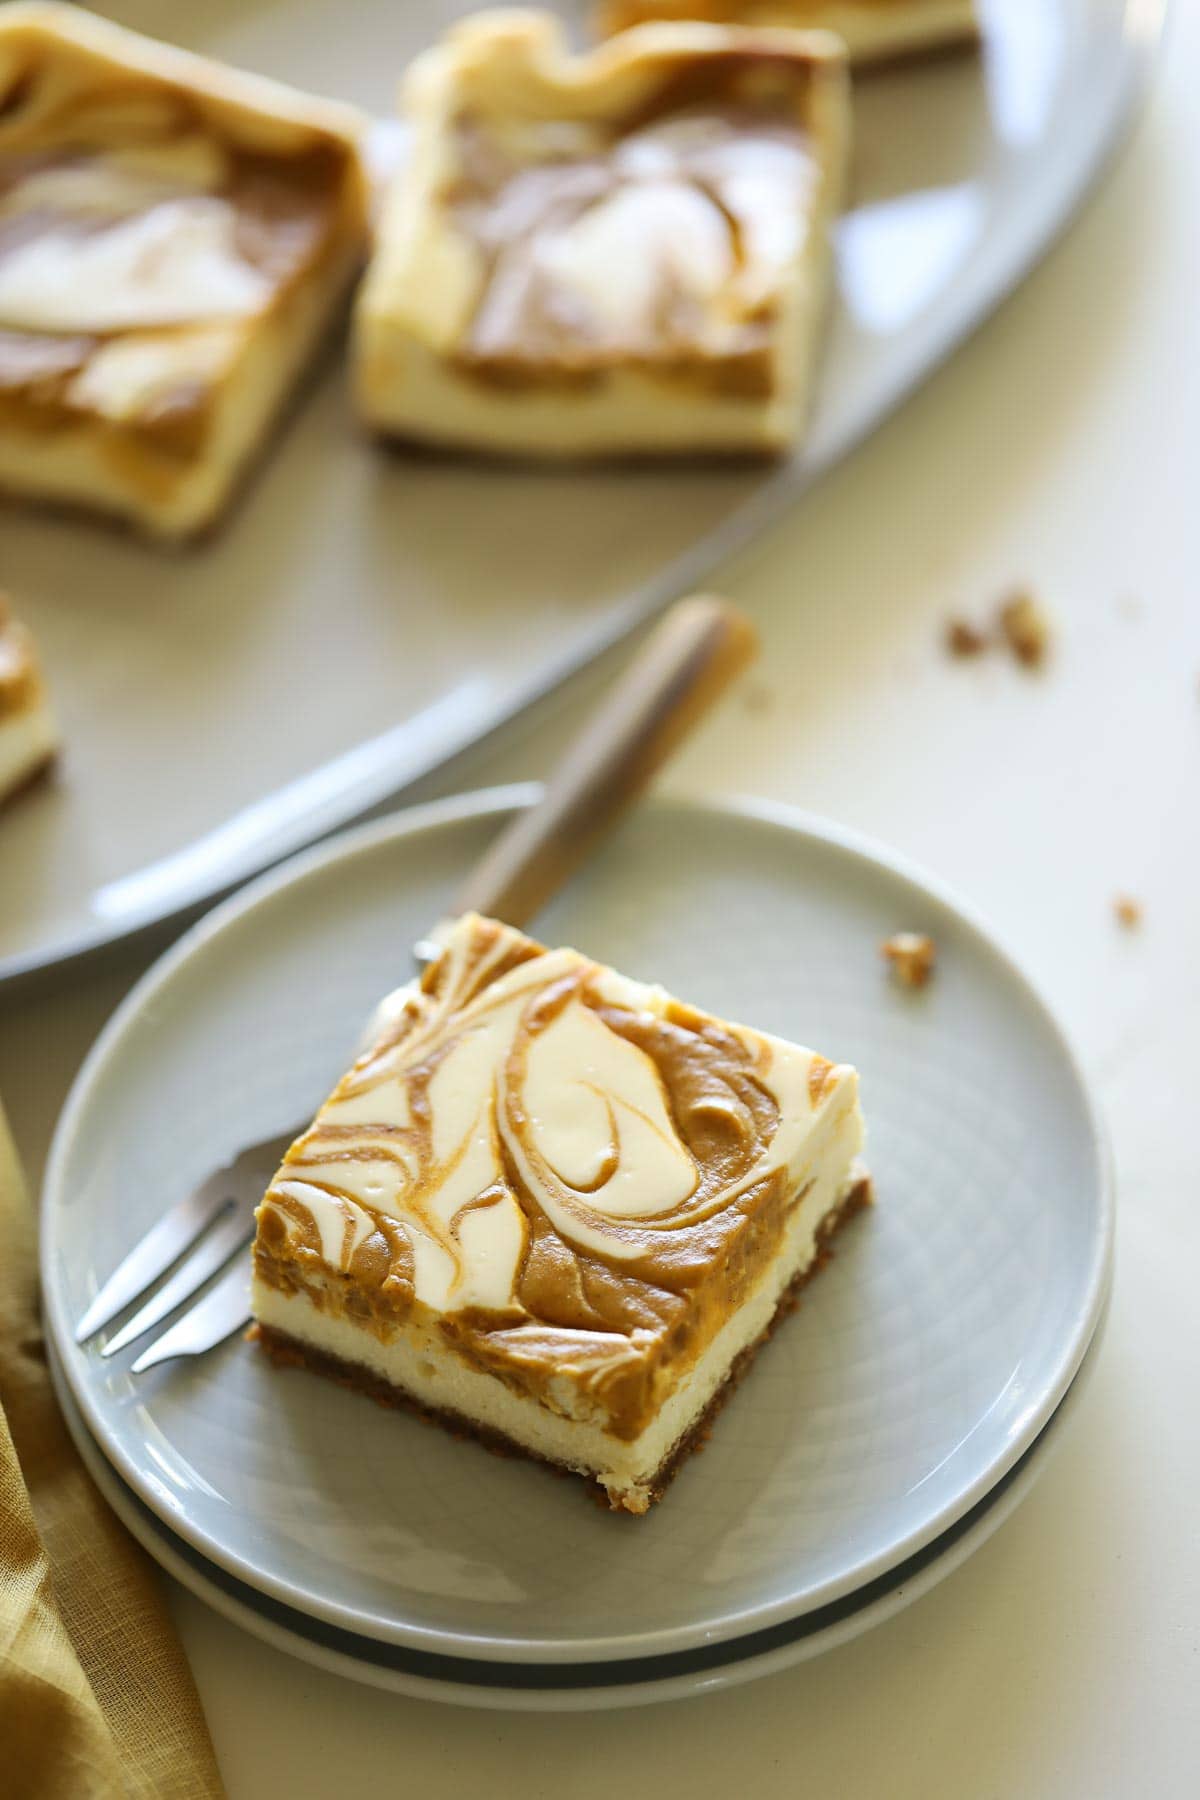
<box><xmin>596</xmin><ymin>1</ymin><xmax>979</xmax><ymax>68</ymax></box>
<box><xmin>251</xmin><ymin>912</ymin><xmax>871</xmax><ymax>1514</ymax></box>
<box><xmin>0</xmin><ymin>594</ymin><xmax>58</xmax><ymax>806</ymax></box>
<box><xmin>0</xmin><ymin>4</ymin><xmax>368</xmax><ymax>538</ymax></box>
<box><xmin>353</xmin><ymin>10</ymin><xmax>849</xmax><ymax>458</ymax></box>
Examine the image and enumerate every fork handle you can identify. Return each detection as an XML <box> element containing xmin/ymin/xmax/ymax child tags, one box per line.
<box><xmin>449</xmin><ymin>594</ymin><xmax>758</xmax><ymax>930</ymax></box>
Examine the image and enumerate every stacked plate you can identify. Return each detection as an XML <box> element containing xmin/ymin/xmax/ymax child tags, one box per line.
<box><xmin>42</xmin><ymin>794</ymin><xmax>1112</xmax><ymax>1709</ymax></box>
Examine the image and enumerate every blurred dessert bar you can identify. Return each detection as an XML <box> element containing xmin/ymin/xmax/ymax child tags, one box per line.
<box><xmin>354</xmin><ymin>9</ymin><xmax>848</xmax><ymax>458</ymax></box>
<box><xmin>0</xmin><ymin>3</ymin><xmax>368</xmax><ymax>539</ymax></box>
<box><xmin>0</xmin><ymin>596</ymin><xmax>58</xmax><ymax>806</ymax></box>
<box><xmin>252</xmin><ymin>912</ymin><xmax>872</xmax><ymax>1513</ymax></box>
<box><xmin>595</xmin><ymin>1</ymin><xmax>979</xmax><ymax>67</ymax></box>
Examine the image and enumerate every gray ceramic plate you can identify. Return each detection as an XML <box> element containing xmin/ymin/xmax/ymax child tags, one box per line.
<box><xmin>42</xmin><ymin>790</ymin><xmax>1113</xmax><ymax>1664</ymax></box>
<box><xmin>50</xmin><ymin>1318</ymin><xmax>1102</xmax><ymax>1709</ymax></box>
<box><xmin>0</xmin><ymin>0</ymin><xmax>1164</xmax><ymax>986</ymax></box>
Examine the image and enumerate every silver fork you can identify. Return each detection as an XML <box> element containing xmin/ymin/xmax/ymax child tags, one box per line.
<box><xmin>75</xmin><ymin>1131</ymin><xmax>298</xmax><ymax>1370</ymax></box>
<box><xmin>74</xmin><ymin>596</ymin><xmax>756</xmax><ymax>1369</ymax></box>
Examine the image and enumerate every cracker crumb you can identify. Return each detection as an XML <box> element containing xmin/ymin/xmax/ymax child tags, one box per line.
<box><xmin>881</xmin><ymin>932</ymin><xmax>937</xmax><ymax>989</ymax></box>
<box><xmin>944</xmin><ymin>618</ymin><xmax>988</xmax><ymax>657</ymax></box>
<box><xmin>997</xmin><ymin>590</ymin><xmax>1051</xmax><ymax>667</ymax></box>
<box><xmin>1113</xmin><ymin>895</ymin><xmax>1142</xmax><ymax>929</ymax></box>
<box><xmin>742</xmin><ymin>681</ymin><xmax>774</xmax><ymax>715</ymax></box>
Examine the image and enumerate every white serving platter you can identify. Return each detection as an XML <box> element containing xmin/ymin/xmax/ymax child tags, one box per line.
<box><xmin>0</xmin><ymin>1</ymin><xmax>1164</xmax><ymax>984</ymax></box>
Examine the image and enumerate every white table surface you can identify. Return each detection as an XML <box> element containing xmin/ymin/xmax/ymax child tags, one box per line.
<box><xmin>3</xmin><ymin>15</ymin><xmax>1198</xmax><ymax>1797</ymax></box>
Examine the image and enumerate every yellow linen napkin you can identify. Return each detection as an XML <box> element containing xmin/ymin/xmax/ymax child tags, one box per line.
<box><xmin>0</xmin><ymin>1099</ymin><xmax>225</xmax><ymax>1799</ymax></box>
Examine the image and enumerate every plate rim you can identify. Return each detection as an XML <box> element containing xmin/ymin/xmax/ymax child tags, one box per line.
<box><xmin>50</xmin><ymin>1311</ymin><xmax>1103</xmax><ymax>1711</ymax></box>
<box><xmin>41</xmin><ymin>787</ymin><xmax>1115</xmax><ymax>1663</ymax></box>
<box><xmin>2</xmin><ymin>0</ymin><xmax>1168</xmax><ymax>992</ymax></box>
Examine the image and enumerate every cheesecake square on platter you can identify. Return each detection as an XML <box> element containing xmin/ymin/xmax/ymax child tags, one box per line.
<box><xmin>353</xmin><ymin>10</ymin><xmax>849</xmax><ymax>458</ymax></box>
<box><xmin>0</xmin><ymin>4</ymin><xmax>368</xmax><ymax>539</ymax></box>
<box><xmin>251</xmin><ymin>912</ymin><xmax>871</xmax><ymax>1514</ymax></box>
<box><xmin>0</xmin><ymin>595</ymin><xmax>58</xmax><ymax>806</ymax></box>
<box><xmin>596</xmin><ymin>1</ymin><xmax>979</xmax><ymax>67</ymax></box>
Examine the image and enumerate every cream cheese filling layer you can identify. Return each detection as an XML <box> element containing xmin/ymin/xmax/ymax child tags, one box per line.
<box><xmin>253</xmin><ymin>1150</ymin><xmax>867</xmax><ymax>1511</ymax></box>
<box><xmin>0</xmin><ymin>223</ymin><xmax>361</xmax><ymax>535</ymax></box>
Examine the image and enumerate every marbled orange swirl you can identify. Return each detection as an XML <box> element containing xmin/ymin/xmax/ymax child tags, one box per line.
<box><xmin>253</xmin><ymin>913</ymin><xmax>861</xmax><ymax>1434</ymax></box>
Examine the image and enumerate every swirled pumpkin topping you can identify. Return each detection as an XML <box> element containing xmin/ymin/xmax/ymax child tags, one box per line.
<box><xmin>254</xmin><ymin>912</ymin><xmax>863</xmax><ymax>1436</ymax></box>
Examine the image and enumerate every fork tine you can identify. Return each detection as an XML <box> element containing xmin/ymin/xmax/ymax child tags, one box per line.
<box><xmin>75</xmin><ymin>1127</ymin><xmax>298</xmax><ymax>1344</ymax></box>
<box><xmin>130</xmin><ymin>1258</ymin><xmax>253</xmax><ymax>1373</ymax></box>
<box><xmin>100</xmin><ymin>1208</ymin><xmax>256</xmax><ymax>1357</ymax></box>
<box><xmin>75</xmin><ymin>1181</ymin><xmax>232</xmax><ymax>1343</ymax></box>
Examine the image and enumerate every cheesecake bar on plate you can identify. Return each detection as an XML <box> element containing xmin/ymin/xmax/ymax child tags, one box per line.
<box><xmin>595</xmin><ymin>1</ymin><xmax>979</xmax><ymax>67</ymax></box>
<box><xmin>353</xmin><ymin>10</ymin><xmax>849</xmax><ymax>457</ymax></box>
<box><xmin>0</xmin><ymin>596</ymin><xmax>58</xmax><ymax>806</ymax></box>
<box><xmin>0</xmin><ymin>4</ymin><xmax>368</xmax><ymax>539</ymax></box>
<box><xmin>251</xmin><ymin>913</ymin><xmax>871</xmax><ymax>1514</ymax></box>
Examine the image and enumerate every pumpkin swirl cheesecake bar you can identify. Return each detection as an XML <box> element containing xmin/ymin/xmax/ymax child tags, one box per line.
<box><xmin>0</xmin><ymin>4</ymin><xmax>368</xmax><ymax>538</ymax></box>
<box><xmin>595</xmin><ymin>1</ymin><xmax>979</xmax><ymax>68</ymax></box>
<box><xmin>251</xmin><ymin>913</ymin><xmax>871</xmax><ymax>1513</ymax></box>
<box><xmin>353</xmin><ymin>9</ymin><xmax>849</xmax><ymax>458</ymax></box>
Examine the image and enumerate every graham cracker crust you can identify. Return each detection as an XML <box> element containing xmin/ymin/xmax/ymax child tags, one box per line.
<box><xmin>370</xmin><ymin>431</ymin><xmax>782</xmax><ymax>472</ymax></box>
<box><xmin>252</xmin><ymin>1173</ymin><xmax>872</xmax><ymax>1514</ymax></box>
<box><xmin>856</xmin><ymin>28</ymin><xmax>981</xmax><ymax>78</ymax></box>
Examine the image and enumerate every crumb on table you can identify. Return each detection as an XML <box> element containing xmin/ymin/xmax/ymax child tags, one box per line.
<box><xmin>742</xmin><ymin>681</ymin><xmax>774</xmax><ymax>715</ymax></box>
<box><xmin>881</xmin><ymin>932</ymin><xmax>937</xmax><ymax>989</ymax></box>
<box><xmin>944</xmin><ymin>618</ymin><xmax>988</xmax><ymax>657</ymax></box>
<box><xmin>1113</xmin><ymin>895</ymin><xmax>1142</xmax><ymax>929</ymax></box>
<box><xmin>997</xmin><ymin>589</ymin><xmax>1052</xmax><ymax>667</ymax></box>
